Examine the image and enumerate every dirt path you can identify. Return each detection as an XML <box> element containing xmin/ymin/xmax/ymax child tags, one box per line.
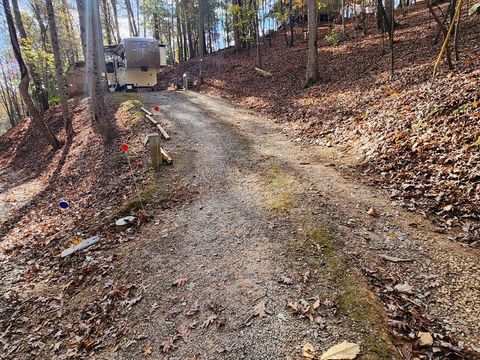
<box><xmin>95</xmin><ymin>91</ymin><xmax>479</xmax><ymax>359</ymax></box>
<box><xmin>0</xmin><ymin>169</ymin><xmax>43</xmax><ymax>225</ymax></box>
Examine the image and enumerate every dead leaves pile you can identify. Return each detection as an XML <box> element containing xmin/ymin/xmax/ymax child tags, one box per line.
<box><xmin>365</xmin><ymin>269</ymin><xmax>476</xmax><ymax>359</ymax></box>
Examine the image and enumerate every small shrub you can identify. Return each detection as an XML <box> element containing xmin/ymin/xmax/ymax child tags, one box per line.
<box><xmin>48</xmin><ymin>96</ymin><xmax>60</xmax><ymax>105</ymax></box>
<box><xmin>325</xmin><ymin>28</ymin><xmax>340</xmax><ymax>46</ymax></box>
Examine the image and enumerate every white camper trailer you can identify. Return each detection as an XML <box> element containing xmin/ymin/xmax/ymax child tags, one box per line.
<box><xmin>105</xmin><ymin>37</ymin><xmax>167</xmax><ymax>91</ymax></box>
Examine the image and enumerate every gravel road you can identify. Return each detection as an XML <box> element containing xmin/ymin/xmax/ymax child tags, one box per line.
<box><xmin>100</xmin><ymin>91</ymin><xmax>479</xmax><ymax>359</ymax></box>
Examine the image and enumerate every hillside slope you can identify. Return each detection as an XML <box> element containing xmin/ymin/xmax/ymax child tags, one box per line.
<box><xmin>160</xmin><ymin>2</ymin><xmax>480</xmax><ymax>244</ymax></box>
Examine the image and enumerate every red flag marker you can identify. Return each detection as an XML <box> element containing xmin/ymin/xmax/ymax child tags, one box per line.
<box><xmin>120</xmin><ymin>143</ymin><xmax>129</xmax><ymax>152</ymax></box>
<box><xmin>153</xmin><ymin>105</ymin><xmax>160</xmax><ymax>112</ymax></box>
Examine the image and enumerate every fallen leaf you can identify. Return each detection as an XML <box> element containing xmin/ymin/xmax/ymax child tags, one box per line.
<box><xmin>160</xmin><ymin>335</ymin><xmax>178</xmax><ymax>353</ymax></box>
<box><xmin>208</xmin><ymin>301</ymin><xmax>225</xmax><ymax>314</ymax></box>
<box><xmin>165</xmin><ymin>307</ymin><xmax>181</xmax><ymax>319</ymax></box>
<box><xmin>70</xmin><ymin>236</ymin><xmax>82</xmax><ymax>245</ymax></box>
<box><xmin>442</xmin><ymin>204</ymin><xmax>453</xmax><ymax>212</ymax></box>
<box><xmin>253</xmin><ymin>300</ymin><xmax>272</xmax><ymax>318</ymax></box>
<box><xmin>142</xmin><ymin>345</ymin><xmax>152</xmax><ymax>355</ymax></box>
<box><xmin>279</xmin><ymin>275</ymin><xmax>293</xmax><ymax>285</ymax></box>
<box><xmin>367</xmin><ymin>207</ymin><xmax>378</xmax><ymax>217</ymax></box>
<box><xmin>286</xmin><ymin>299</ymin><xmax>299</xmax><ymax>313</ymax></box>
<box><xmin>201</xmin><ymin>315</ymin><xmax>218</xmax><ymax>329</ymax></box>
<box><xmin>177</xmin><ymin>323</ymin><xmax>191</xmax><ymax>342</ymax></box>
<box><xmin>417</xmin><ymin>332</ymin><xmax>434</xmax><ymax>347</ymax></box>
<box><xmin>186</xmin><ymin>301</ymin><xmax>200</xmax><ymax>316</ymax></box>
<box><xmin>303</xmin><ymin>270</ymin><xmax>311</xmax><ymax>283</ymax></box>
<box><xmin>172</xmin><ymin>277</ymin><xmax>188</xmax><ymax>287</ymax></box>
<box><xmin>302</xmin><ymin>342</ymin><xmax>317</xmax><ymax>359</ymax></box>
<box><xmin>387</xmin><ymin>319</ymin><xmax>408</xmax><ymax>330</ymax></box>
<box><xmin>320</xmin><ymin>341</ymin><xmax>360</xmax><ymax>359</ymax></box>
<box><xmin>394</xmin><ymin>282</ymin><xmax>413</xmax><ymax>294</ymax></box>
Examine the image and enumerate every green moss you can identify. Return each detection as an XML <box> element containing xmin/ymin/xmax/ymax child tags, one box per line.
<box><xmin>104</xmin><ymin>185</ymin><xmax>169</xmax><ymax>225</ymax></box>
<box><xmin>300</xmin><ymin>229</ymin><xmax>398</xmax><ymax>360</ymax></box>
<box><xmin>259</xmin><ymin>162</ymin><xmax>296</xmax><ymax>213</ymax></box>
<box><xmin>116</xmin><ymin>98</ymin><xmax>144</xmax><ymax>125</ymax></box>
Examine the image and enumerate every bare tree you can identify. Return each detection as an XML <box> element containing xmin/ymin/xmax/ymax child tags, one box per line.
<box><xmin>101</xmin><ymin>0</ymin><xmax>113</xmax><ymax>44</ymax></box>
<box><xmin>198</xmin><ymin>0</ymin><xmax>205</xmax><ymax>83</ymax></box>
<box><xmin>254</xmin><ymin>0</ymin><xmax>263</xmax><ymax>68</ymax></box>
<box><xmin>85</xmin><ymin>0</ymin><xmax>115</xmax><ymax>141</ymax></box>
<box><xmin>304</xmin><ymin>0</ymin><xmax>318</xmax><ymax>88</ymax></box>
<box><xmin>2</xmin><ymin>0</ymin><xmax>60</xmax><ymax>149</ymax></box>
<box><xmin>46</xmin><ymin>0</ymin><xmax>74</xmax><ymax>138</ymax></box>
<box><xmin>110</xmin><ymin>0</ymin><xmax>121</xmax><ymax>42</ymax></box>
<box><xmin>11</xmin><ymin>0</ymin><xmax>49</xmax><ymax>111</ymax></box>
<box><xmin>76</xmin><ymin>0</ymin><xmax>87</xmax><ymax>59</ymax></box>
<box><xmin>125</xmin><ymin>0</ymin><xmax>139</xmax><ymax>36</ymax></box>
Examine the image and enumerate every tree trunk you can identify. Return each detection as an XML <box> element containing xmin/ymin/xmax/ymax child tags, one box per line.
<box><xmin>110</xmin><ymin>0</ymin><xmax>121</xmax><ymax>42</ymax></box>
<box><xmin>225</xmin><ymin>0</ymin><xmax>230</xmax><ymax>47</ymax></box>
<box><xmin>289</xmin><ymin>0</ymin><xmax>294</xmax><ymax>47</ymax></box>
<box><xmin>254</xmin><ymin>0</ymin><xmax>262</xmax><ymax>68</ymax></box>
<box><xmin>181</xmin><ymin>11</ymin><xmax>188</xmax><ymax>60</ymax></box>
<box><xmin>101</xmin><ymin>0</ymin><xmax>113</xmax><ymax>45</ymax></box>
<box><xmin>153</xmin><ymin>12</ymin><xmax>160</xmax><ymax>40</ymax></box>
<box><xmin>187</xmin><ymin>19</ymin><xmax>195</xmax><ymax>59</ymax></box>
<box><xmin>389</xmin><ymin>0</ymin><xmax>394</xmax><ymax>77</ymax></box>
<box><xmin>30</xmin><ymin>1</ymin><xmax>49</xmax><ymax>51</ymax></box>
<box><xmin>76</xmin><ymin>0</ymin><xmax>87</xmax><ymax>59</ymax></box>
<box><xmin>12</xmin><ymin>0</ymin><xmax>49</xmax><ymax>112</ymax></box>
<box><xmin>46</xmin><ymin>0</ymin><xmax>74</xmax><ymax>138</ymax></box>
<box><xmin>175</xmin><ymin>0</ymin><xmax>183</xmax><ymax>62</ymax></box>
<box><xmin>3</xmin><ymin>0</ymin><xmax>60</xmax><ymax>149</ymax></box>
<box><xmin>86</xmin><ymin>0</ymin><xmax>115</xmax><ymax>141</ymax></box>
<box><xmin>233</xmin><ymin>0</ymin><xmax>241</xmax><ymax>50</ymax></box>
<box><xmin>304</xmin><ymin>0</ymin><xmax>318</xmax><ymax>88</ymax></box>
<box><xmin>198</xmin><ymin>0</ymin><xmax>205</xmax><ymax>83</ymax></box>
<box><xmin>125</xmin><ymin>0</ymin><xmax>139</xmax><ymax>36</ymax></box>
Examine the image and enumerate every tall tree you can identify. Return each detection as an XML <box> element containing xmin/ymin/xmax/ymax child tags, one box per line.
<box><xmin>11</xmin><ymin>0</ymin><xmax>49</xmax><ymax>111</ymax></box>
<box><xmin>232</xmin><ymin>0</ymin><xmax>241</xmax><ymax>50</ymax></box>
<box><xmin>125</xmin><ymin>0</ymin><xmax>139</xmax><ymax>36</ymax></box>
<box><xmin>198</xmin><ymin>0</ymin><xmax>205</xmax><ymax>83</ymax></box>
<box><xmin>76</xmin><ymin>0</ymin><xmax>87</xmax><ymax>58</ymax></box>
<box><xmin>2</xmin><ymin>0</ymin><xmax>60</xmax><ymax>148</ymax></box>
<box><xmin>101</xmin><ymin>0</ymin><xmax>113</xmax><ymax>44</ymax></box>
<box><xmin>85</xmin><ymin>0</ymin><xmax>115</xmax><ymax>140</ymax></box>
<box><xmin>254</xmin><ymin>0</ymin><xmax>262</xmax><ymax>68</ymax></box>
<box><xmin>304</xmin><ymin>0</ymin><xmax>318</xmax><ymax>87</ymax></box>
<box><xmin>46</xmin><ymin>0</ymin><xmax>74</xmax><ymax>138</ymax></box>
<box><xmin>110</xmin><ymin>0</ymin><xmax>121</xmax><ymax>42</ymax></box>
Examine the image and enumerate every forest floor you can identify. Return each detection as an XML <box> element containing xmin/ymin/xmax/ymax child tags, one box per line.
<box><xmin>0</xmin><ymin>90</ymin><xmax>479</xmax><ymax>359</ymax></box>
<box><xmin>1</xmin><ymin>2</ymin><xmax>479</xmax><ymax>359</ymax></box>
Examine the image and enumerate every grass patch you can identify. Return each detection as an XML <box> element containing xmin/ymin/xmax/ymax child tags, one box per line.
<box><xmin>259</xmin><ymin>161</ymin><xmax>296</xmax><ymax>214</ymax></box>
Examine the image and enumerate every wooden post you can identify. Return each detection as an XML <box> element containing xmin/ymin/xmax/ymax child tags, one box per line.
<box><xmin>144</xmin><ymin>132</ymin><xmax>162</xmax><ymax>170</ymax></box>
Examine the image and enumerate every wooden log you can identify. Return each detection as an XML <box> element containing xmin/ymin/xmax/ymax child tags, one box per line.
<box><xmin>145</xmin><ymin>114</ymin><xmax>170</xmax><ymax>140</ymax></box>
<box><xmin>160</xmin><ymin>147</ymin><xmax>173</xmax><ymax>165</ymax></box>
<box><xmin>255</xmin><ymin>67</ymin><xmax>273</xmax><ymax>78</ymax></box>
<box><xmin>140</xmin><ymin>107</ymin><xmax>153</xmax><ymax>116</ymax></box>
